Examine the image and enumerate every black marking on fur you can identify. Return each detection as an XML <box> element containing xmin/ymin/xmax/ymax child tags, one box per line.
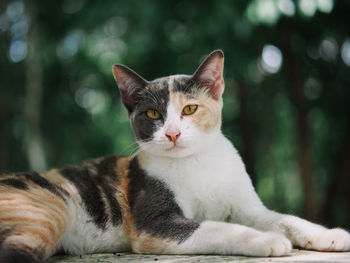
<box><xmin>18</xmin><ymin>172</ymin><xmax>69</xmax><ymax>199</ymax></box>
<box><xmin>0</xmin><ymin>245</ymin><xmax>42</xmax><ymax>263</ymax></box>
<box><xmin>0</xmin><ymin>178</ymin><xmax>29</xmax><ymax>190</ymax></box>
<box><xmin>128</xmin><ymin>157</ymin><xmax>199</xmax><ymax>243</ymax></box>
<box><xmin>172</xmin><ymin>76</ymin><xmax>194</xmax><ymax>94</ymax></box>
<box><xmin>96</xmin><ymin>156</ymin><xmax>123</xmax><ymax>225</ymax></box>
<box><xmin>172</xmin><ymin>75</ymin><xmax>213</xmax><ymax>97</ymax></box>
<box><xmin>0</xmin><ymin>228</ymin><xmax>11</xmax><ymax>247</ymax></box>
<box><xmin>60</xmin><ymin>165</ymin><xmax>109</xmax><ymax>229</ymax></box>
<box><xmin>130</xmin><ymin>78</ymin><xmax>170</xmax><ymax>142</ymax></box>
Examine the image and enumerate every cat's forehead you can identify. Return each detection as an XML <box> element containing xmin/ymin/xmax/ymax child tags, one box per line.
<box><xmin>146</xmin><ymin>74</ymin><xmax>192</xmax><ymax>92</ymax></box>
<box><xmin>136</xmin><ymin>74</ymin><xmax>194</xmax><ymax>112</ymax></box>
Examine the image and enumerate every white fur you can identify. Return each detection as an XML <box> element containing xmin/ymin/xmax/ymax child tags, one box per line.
<box><xmin>175</xmin><ymin>221</ymin><xmax>292</xmax><ymax>256</ymax></box>
<box><xmin>60</xmin><ymin>194</ymin><xmax>130</xmax><ymax>255</ymax></box>
<box><xmin>137</xmin><ymin>85</ymin><xmax>350</xmax><ymax>256</ymax></box>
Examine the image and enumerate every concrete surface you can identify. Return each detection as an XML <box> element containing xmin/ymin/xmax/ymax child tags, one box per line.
<box><xmin>49</xmin><ymin>249</ymin><xmax>350</xmax><ymax>263</ymax></box>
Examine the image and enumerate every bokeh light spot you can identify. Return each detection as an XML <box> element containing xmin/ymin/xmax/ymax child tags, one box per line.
<box><xmin>319</xmin><ymin>38</ymin><xmax>338</xmax><ymax>62</ymax></box>
<box><xmin>63</xmin><ymin>0</ymin><xmax>85</xmax><ymax>14</ymax></box>
<box><xmin>341</xmin><ymin>39</ymin><xmax>350</xmax><ymax>67</ymax></box>
<box><xmin>57</xmin><ymin>30</ymin><xmax>85</xmax><ymax>60</ymax></box>
<box><xmin>261</xmin><ymin>44</ymin><xmax>283</xmax><ymax>73</ymax></box>
<box><xmin>317</xmin><ymin>0</ymin><xmax>334</xmax><ymax>13</ymax></box>
<box><xmin>278</xmin><ymin>0</ymin><xmax>296</xmax><ymax>16</ymax></box>
<box><xmin>75</xmin><ymin>88</ymin><xmax>108</xmax><ymax>115</ymax></box>
<box><xmin>6</xmin><ymin>1</ymin><xmax>24</xmax><ymax>23</ymax></box>
<box><xmin>256</xmin><ymin>0</ymin><xmax>280</xmax><ymax>25</ymax></box>
<box><xmin>246</xmin><ymin>0</ymin><xmax>281</xmax><ymax>25</ymax></box>
<box><xmin>104</xmin><ymin>16</ymin><xmax>128</xmax><ymax>37</ymax></box>
<box><xmin>9</xmin><ymin>39</ymin><xmax>27</xmax><ymax>63</ymax></box>
<box><xmin>307</xmin><ymin>46</ymin><xmax>320</xmax><ymax>60</ymax></box>
<box><xmin>299</xmin><ymin>0</ymin><xmax>317</xmax><ymax>17</ymax></box>
<box><xmin>10</xmin><ymin>18</ymin><xmax>28</xmax><ymax>40</ymax></box>
<box><xmin>304</xmin><ymin>77</ymin><xmax>322</xmax><ymax>100</ymax></box>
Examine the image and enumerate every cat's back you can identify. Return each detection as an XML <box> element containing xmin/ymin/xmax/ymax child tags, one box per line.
<box><xmin>48</xmin><ymin>155</ymin><xmax>132</xmax><ymax>254</ymax></box>
<box><xmin>0</xmin><ymin>155</ymin><xmax>128</xmax><ymax>225</ymax></box>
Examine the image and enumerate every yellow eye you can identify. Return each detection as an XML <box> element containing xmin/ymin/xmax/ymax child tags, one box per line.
<box><xmin>146</xmin><ymin>109</ymin><xmax>162</xmax><ymax>120</ymax></box>
<box><xmin>182</xmin><ymin>104</ymin><xmax>198</xmax><ymax>115</ymax></box>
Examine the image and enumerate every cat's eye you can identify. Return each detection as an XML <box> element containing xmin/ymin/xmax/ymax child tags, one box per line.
<box><xmin>182</xmin><ymin>104</ymin><xmax>198</xmax><ymax>115</ymax></box>
<box><xmin>146</xmin><ymin>109</ymin><xmax>162</xmax><ymax>120</ymax></box>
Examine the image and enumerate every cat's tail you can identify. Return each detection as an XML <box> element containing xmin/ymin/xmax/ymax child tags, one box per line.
<box><xmin>0</xmin><ymin>171</ymin><xmax>71</xmax><ymax>262</ymax></box>
<box><xmin>0</xmin><ymin>228</ymin><xmax>39</xmax><ymax>262</ymax></box>
<box><xmin>0</xmin><ymin>244</ymin><xmax>41</xmax><ymax>263</ymax></box>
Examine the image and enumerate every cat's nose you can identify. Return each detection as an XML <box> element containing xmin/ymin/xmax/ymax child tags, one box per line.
<box><xmin>165</xmin><ymin>130</ymin><xmax>181</xmax><ymax>146</ymax></box>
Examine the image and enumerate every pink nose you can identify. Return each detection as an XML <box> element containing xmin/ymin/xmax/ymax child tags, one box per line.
<box><xmin>166</xmin><ymin>130</ymin><xmax>181</xmax><ymax>145</ymax></box>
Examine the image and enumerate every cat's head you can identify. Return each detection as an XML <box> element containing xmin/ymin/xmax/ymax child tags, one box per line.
<box><xmin>112</xmin><ymin>50</ymin><xmax>224</xmax><ymax>158</ymax></box>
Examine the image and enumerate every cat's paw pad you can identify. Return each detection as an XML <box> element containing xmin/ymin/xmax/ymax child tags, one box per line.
<box><xmin>302</xmin><ymin>228</ymin><xmax>350</xmax><ymax>252</ymax></box>
<box><xmin>251</xmin><ymin>232</ymin><xmax>292</xmax><ymax>257</ymax></box>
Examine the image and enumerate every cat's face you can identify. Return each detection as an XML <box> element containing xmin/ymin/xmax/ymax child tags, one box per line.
<box><xmin>113</xmin><ymin>50</ymin><xmax>224</xmax><ymax>158</ymax></box>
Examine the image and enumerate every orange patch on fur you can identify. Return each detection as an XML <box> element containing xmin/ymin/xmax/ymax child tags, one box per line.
<box><xmin>42</xmin><ymin>169</ymin><xmax>77</xmax><ymax>197</ymax></box>
<box><xmin>0</xmin><ymin>216</ymin><xmax>57</xmax><ymax>238</ymax></box>
<box><xmin>115</xmin><ymin>155</ymin><xmax>174</xmax><ymax>253</ymax></box>
<box><xmin>170</xmin><ymin>91</ymin><xmax>222</xmax><ymax>133</ymax></box>
<box><xmin>115</xmin><ymin>156</ymin><xmax>135</xmax><ymax>238</ymax></box>
<box><xmin>0</xmin><ymin>189</ymin><xmax>68</xmax><ymax>231</ymax></box>
<box><xmin>137</xmin><ymin>151</ymin><xmax>149</xmax><ymax>167</ymax></box>
<box><xmin>131</xmin><ymin>232</ymin><xmax>175</xmax><ymax>254</ymax></box>
<box><xmin>0</xmin><ymin>185</ymin><xmax>69</xmax><ymax>259</ymax></box>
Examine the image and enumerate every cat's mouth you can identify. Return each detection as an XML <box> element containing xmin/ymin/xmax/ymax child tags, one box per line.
<box><xmin>165</xmin><ymin>144</ymin><xmax>186</xmax><ymax>151</ymax></box>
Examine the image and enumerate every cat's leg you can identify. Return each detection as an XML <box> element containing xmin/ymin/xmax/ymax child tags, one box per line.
<box><xmin>124</xmin><ymin>159</ymin><xmax>290</xmax><ymax>256</ymax></box>
<box><xmin>0</xmin><ymin>179</ymin><xmax>70</xmax><ymax>263</ymax></box>
<box><xmin>130</xmin><ymin>219</ymin><xmax>292</xmax><ymax>256</ymax></box>
<box><xmin>229</xmin><ymin>178</ymin><xmax>350</xmax><ymax>252</ymax></box>
<box><xmin>274</xmin><ymin>214</ymin><xmax>350</xmax><ymax>251</ymax></box>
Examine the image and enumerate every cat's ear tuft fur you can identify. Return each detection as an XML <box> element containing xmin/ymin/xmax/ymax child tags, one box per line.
<box><xmin>192</xmin><ymin>50</ymin><xmax>224</xmax><ymax>100</ymax></box>
<box><xmin>112</xmin><ymin>64</ymin><xmax>148</xmax><ymax>113</ymax></box>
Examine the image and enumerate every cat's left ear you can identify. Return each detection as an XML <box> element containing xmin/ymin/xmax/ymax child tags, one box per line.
<box><xmin>192</xmin><ymin>50</ymin><xmax>224</xmax><ymax>100</ymax></box>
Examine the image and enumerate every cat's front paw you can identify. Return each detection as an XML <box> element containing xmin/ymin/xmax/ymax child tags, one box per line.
<box><xmin>300</xmin><ymin>228</ymin><xmax>350</xmax><ymax>252</ymax></box>
<box><xmin>281</xmin><ymin>215</ymin><xmax>350</xmax><ymax>252</ymax></box>
<box><xmin>249</xmin><ymin>232</ymin><xmax>292</xmax><ymax>257</ymax></box>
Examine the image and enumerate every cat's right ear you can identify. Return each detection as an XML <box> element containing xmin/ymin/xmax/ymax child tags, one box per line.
<box><xmin>112</xmin><ymin>64</ymin><xmax>148</xmax><ymax>113</ymax></box>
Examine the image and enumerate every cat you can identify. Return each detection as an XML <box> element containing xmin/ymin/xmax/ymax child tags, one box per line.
<box><xmin>0</xmin><ymin>50</ymin><xmax>349</xmax><ymax>263</ymax></box>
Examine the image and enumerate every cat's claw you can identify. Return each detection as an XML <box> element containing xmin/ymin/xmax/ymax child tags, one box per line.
<box><xmin>300</xmin><ymin>228</ymin><xmax>350</xmax><ymax>252</ymax></box>
<box><xmin>249</xmin><ymin>232</ymin><xmax>292</xmax><ymax>257</ymax></box>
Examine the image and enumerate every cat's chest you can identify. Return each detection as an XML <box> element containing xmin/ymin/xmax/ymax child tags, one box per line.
<box><xmin>169</xmin><ymin>163</ymin><xmax>234</xmax><ymax>221</ymax></box>
<box><xmin>142</xmin><ymin>149</ymin><xmax>245</xmax><ymax>222</ymax></box>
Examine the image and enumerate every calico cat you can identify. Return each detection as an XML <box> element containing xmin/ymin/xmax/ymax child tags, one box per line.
<box><xmin>0</xmin><ymin>50</ymin><xmax>349</xmax><ymax>263</ymax></box>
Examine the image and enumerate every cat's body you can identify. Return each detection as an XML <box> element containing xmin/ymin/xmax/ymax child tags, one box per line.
<box><xmin>1</xmin><ymin>50</ymin><xmax>349</xmax><ymax>263</ymax></box>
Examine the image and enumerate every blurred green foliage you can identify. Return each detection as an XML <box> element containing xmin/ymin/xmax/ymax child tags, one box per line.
<box><xmin>0</xmin><ymin>0</ymin><xmax>349</xmax><ymax>228</ymax></box>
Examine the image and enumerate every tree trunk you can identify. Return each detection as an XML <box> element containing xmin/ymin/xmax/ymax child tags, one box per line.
<box><xmin>24</xmin><ymin>0</ymin><xmax>46</xmax><ymax>171</ymax></box>
<box><xmin>281</xmin><ymin>22</ymin><xmax>315</xmax><ymax>220</ymax></box>
<box><xmin>237</xmin><ymin>80</ymin><xmax>256</xmax><ymax>185</ymax></box>
<box><xmin>323</xmin><ymin>107</ymin><xmax>350</xmax><ymax>228</ymax></box>
<box><xmin>0</xmin><ymin>0</ymin><xmax>14</xmax><ymax>172</ymax></box>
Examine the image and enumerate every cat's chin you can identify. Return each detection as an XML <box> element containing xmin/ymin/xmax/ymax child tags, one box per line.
<box><xmin>165</xmin><ymin>144</ymin><xmax>186</xmax><ymax>152</ymax></box>
<box><xmin>164</xmin><ymin>145</ymin><xmax>193</xmax><ymax>158</ymax></box>
<box><xmin>145</xmin><ymin>148</ymin><xmax>195</xmax><ymax>159</ymax></box>
<box><xmin>139</xmin><ymin>143</ymin><xmax>198</xmax><ymax>159</ymax></box>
